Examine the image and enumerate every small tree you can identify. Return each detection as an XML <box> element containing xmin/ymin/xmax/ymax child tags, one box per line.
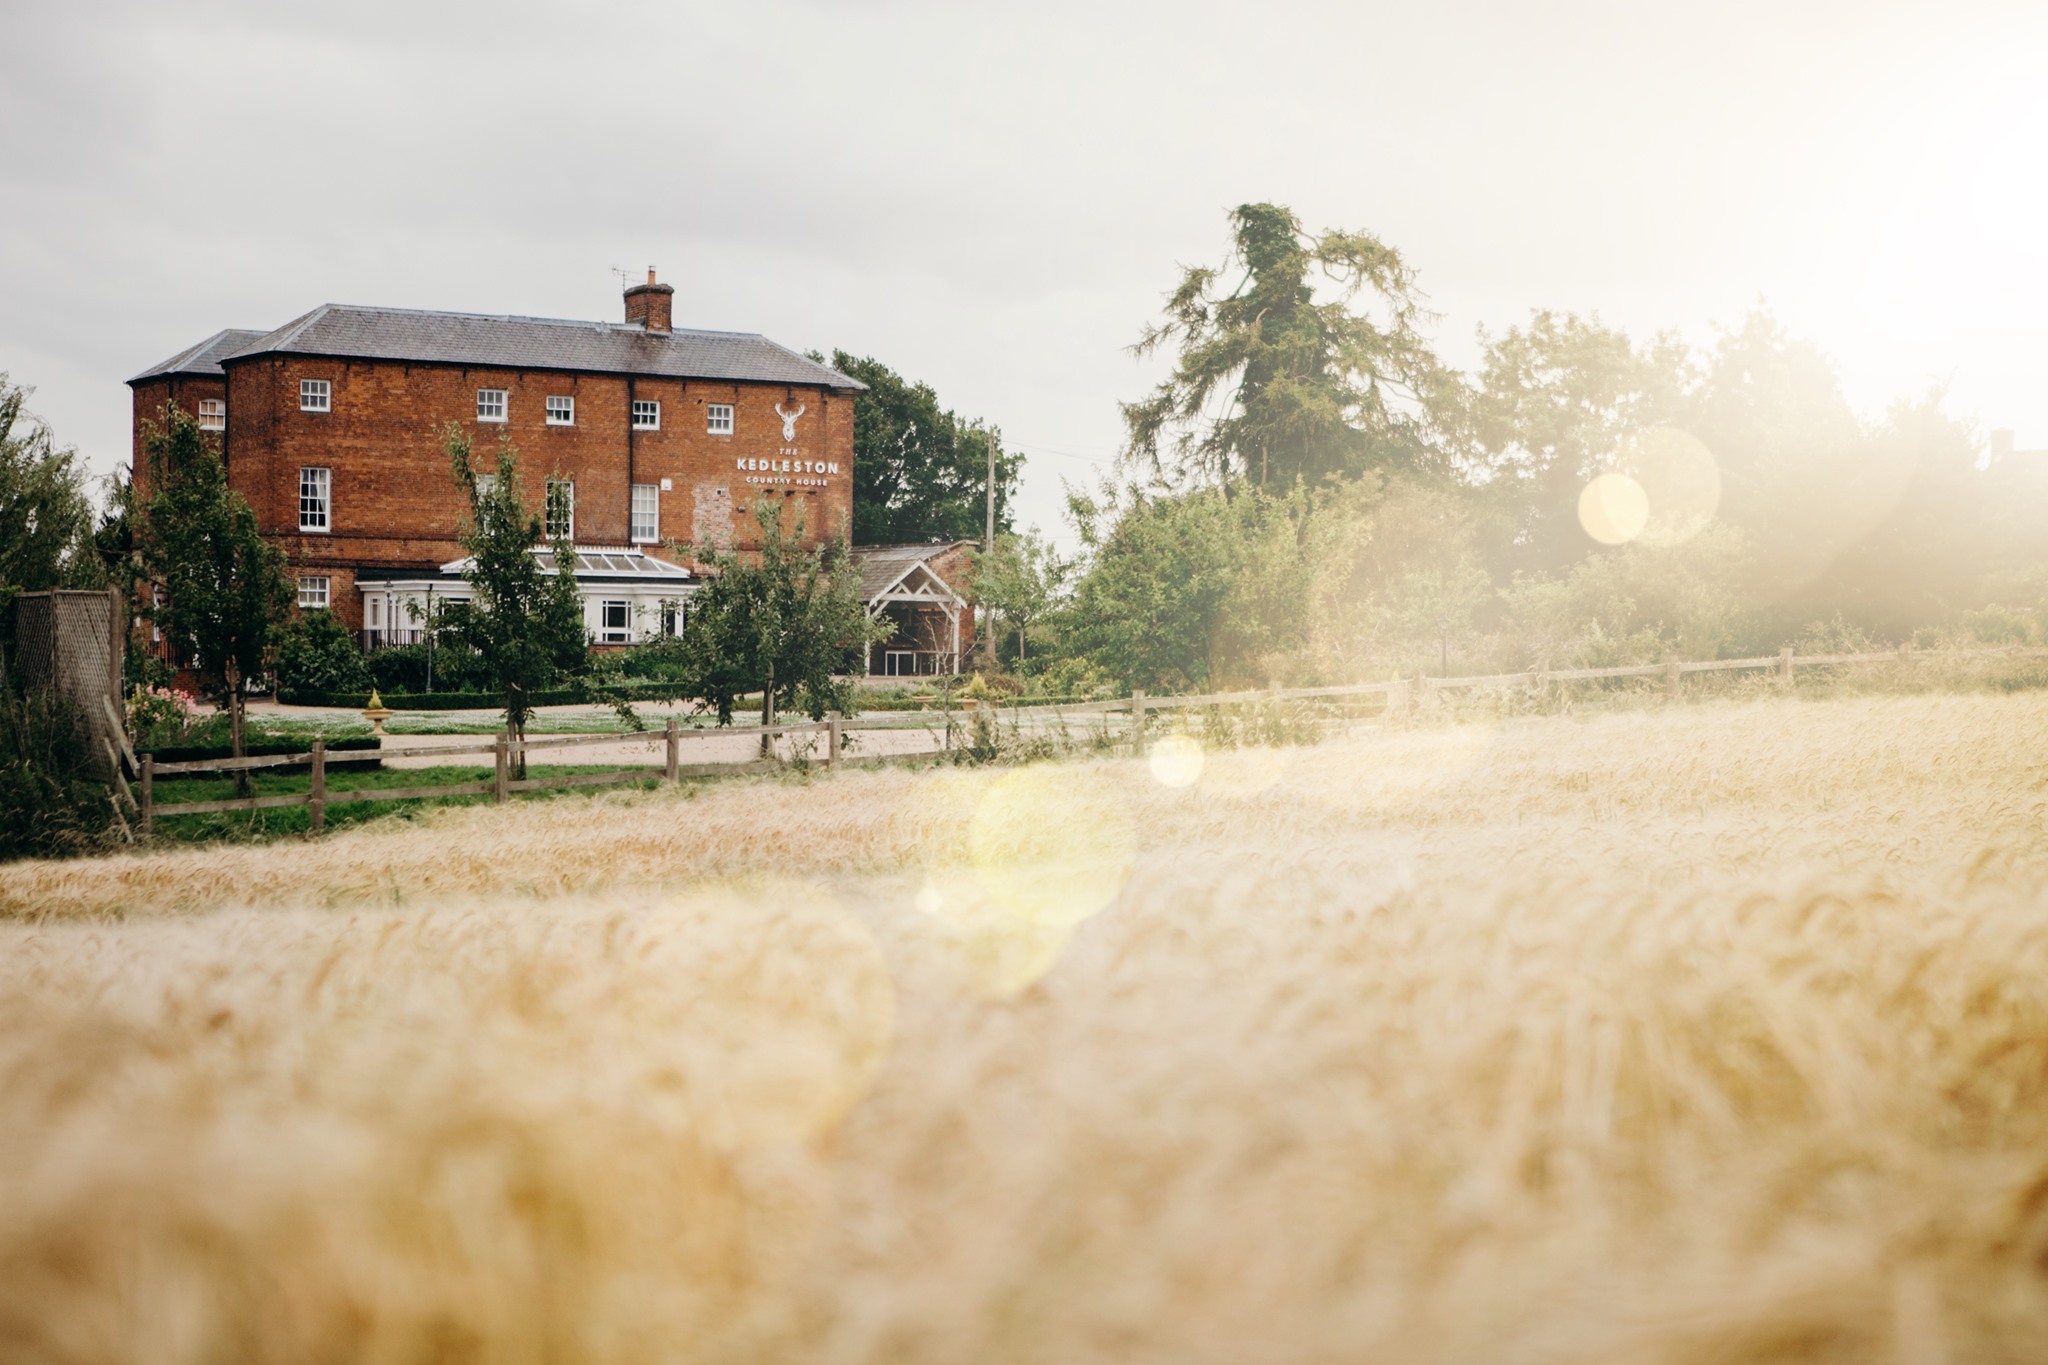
<box><xmin>971</xmin><ymin>530</ymin><xmax>1067</xmax><ymax>668</ymax></box>
<box><xmin>139</xmin><ymin>404</ymin><xmax>293</xmax><ymax>785</ymax></box>
<box><xmin>678</xmin><ymin>499</ymin><xmax>888</xmax><ymax>754</ymax></box>
<box><xmin>445</xmin><ymin>427</ymin><xmax>586</xmax><ymax>777</ymax></box>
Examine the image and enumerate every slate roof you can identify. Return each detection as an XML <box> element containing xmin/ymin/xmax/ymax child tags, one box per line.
<box><xmin>201</xmin><ymin>304</ymin><xmax>863</xmax><ymax>390</ymax></box>
<box><xmin>851</xmin><ymin>542</ymin><xmax>973</xmax><ymax>601</ymax></box>
<box><xmin>128</xmin><ymin>328</ymin><xmax>270</xmax><ymax>382</ymax></box>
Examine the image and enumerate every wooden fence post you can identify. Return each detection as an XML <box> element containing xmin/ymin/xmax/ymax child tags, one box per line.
<box><xmin>308</xmin><ymin>741</ymin><xmax>325</xmax><ymax>834</ymax></box>
<box><xmin>1780</xmin><ymin>646</ymin><xmax>1795</xmax><ymax>688</ymax></box>
<box><xmin>1131</xmin><ymin>689</ymin><xmax>1148</xmax><ymax>756</ymax></box>
<box><xmin>494</xmin><ymin>734</ymin><xmax>509</xmax><ymax>803</ymax></box>
<box><xmin>826</xmin><ymin>710</ymin><xmax>841</xmax><ymax>769</ymax></box>
<box><xmin>1665</xmin><ymin>657</ymin><xmax>1682</xmax><ymax>700</ymax></box>
<box><xmin>665</xmin><ymin>716</ymin><xmax>680</xmax><ymax>782</ymax></box>
<box><xmin>140</xmin><ymin>754</ymin><xmax>153</xmax><ymax>838</ymax></box>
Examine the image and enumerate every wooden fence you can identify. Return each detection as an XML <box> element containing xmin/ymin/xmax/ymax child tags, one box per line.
<box><xmin>120</xmin><ymin>644</ymin><xmax>2048</xmax><ymax>835</ymax></box>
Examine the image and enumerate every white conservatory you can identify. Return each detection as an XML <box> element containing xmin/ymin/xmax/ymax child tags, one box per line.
<box><xmin>354</xmin><ymin>547</ymin><xmax>696</xmax><ymax>650</ymax></box>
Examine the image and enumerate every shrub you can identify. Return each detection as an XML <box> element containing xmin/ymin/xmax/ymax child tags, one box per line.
<box><xmin>364</xmin><ymin>641</ymin><xmax>490</xmax><ymax>696</ymax></box>
<box><xmin>127</xmin><ymin>684</ymin><xmax>201</xmax><ymax>751</ymax></box>
<box><xmin>274</xmin><ymin>610</ymin><xmax>371</xmax><ymax>696</ymax></box>
<box><xmin>0</xmin><ymin>688</ymin><xmax>113</xmax><ymax>861</ymax></box>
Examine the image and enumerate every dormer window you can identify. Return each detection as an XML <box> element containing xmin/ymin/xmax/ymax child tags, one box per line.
<box><xmin>300</xmin><ymin>379</ymin><xmax>331</xmax><ymax>412</ymax></box>
<box><xmin>477</xmin><ymin>389</ymin><xmax>508</xmax><ymax>423</ymax></box>
<box><xmin>632</xmin><ymin>400</ymin><xmax>660</xmax><ymax>431</ymax></box>
<box><xmin>198</xmin><ymin>399</ymin><xmax>226</xmax><ymax>431</ymax></box>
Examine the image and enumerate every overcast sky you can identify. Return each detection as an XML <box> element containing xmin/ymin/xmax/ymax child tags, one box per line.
<box><xmin>6</xmin><ymin>0</ymin><xmax>2046</xmax><ymax>542</ymax></box>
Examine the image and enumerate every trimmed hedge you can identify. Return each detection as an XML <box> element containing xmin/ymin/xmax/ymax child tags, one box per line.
<box><xmin>276</xmin><ymin>683</ymin><xmax>685</xmax><ymax>711</ymax></box>
<box><xmin>141</xmin><ymin>735</ymin><xmax>384</xmax><ymax>773</ymax></box>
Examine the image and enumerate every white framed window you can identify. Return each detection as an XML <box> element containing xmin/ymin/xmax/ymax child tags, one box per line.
<box><xmin>632</xmin><ymin>399</ymin><xmax>660</xmax><ymax>431</ymax></box>
<box><xmin>706</xmin><ymin>403</ymin><xmax>734</xmax><ymax>435</ymax></box>
<box><xmin>477</xmin><ymin>388</ymin><xmax>508</xmax><ymax>423</ymax></box>
<box><xmin>298</xmin><ymin>466</ymin><xmax>331</xmax><ymax>532</ymax></box>
<box><xmin>659</xmin><ymin>600</ymin><xmax>683</xmax><ymax>636</ymax></box>
<box><xmin>297</xmin><ymin>575</ymin><xmax>330</xmax><ymax>610</ymax></box>
<box><xmin>545</xmin><ymin>479</ymin><xmax>574</xmax><ymax>540</ymax></box>
<box><xmin>630</xmin><ymin>483</ymin><xmax>659</xmax><ymax>543</ymax></box>
<box><xmin>599</xmin><ymin>600</ymin><xmax>630</xmax><ymax>645</ymax></box>
<box><xmin>197</xmin><ymin>398</ymin><xmax>226</xmax><ymax>431</ymax></box>
<box><xmin>300</xmin><ymin>378</ymin><xmax>331</xmax><ymax>412</ymax></box>
<box><xmin>546</xmin><ymin>395</ymin><xmax>574</xmax><ymax>426</ymax></box>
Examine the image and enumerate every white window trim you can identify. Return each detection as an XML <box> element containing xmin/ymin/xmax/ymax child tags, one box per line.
<box><xmin>631</xmin><ymin>399</ymin><xmax>661</xmax><ymax>431</ymax></box>
<box><xmin>599</xmin><ymin>599</ymin><xmax>631</xmax><ymax>645</ymax></box>
<box><xmin>298</xmin><ymin>466</ymin><xmax>331</xmax><ymax>533</ymax></box>
<box><xmin>546</xmin><ymin>395</ymin><xmax>575</xmax><ymax>426</ymax></box>
<box><xmin>197</xmin><ymin>398</ymin><xmax>226</xmax><ymax>431</ymax></box>
<box><xmin>477</xmin><ymin>388</ymin><xmax>508</xmax><ymax>424</ymax></box>
<box><xmin>706</xmin><ymin>403</ymin><xmax>734</xmax><ymax>435</ymax></box>
<box><xmin>546</xmin><ymin>479</ymin><xmax>575</xmax><ymax>540</ymax></box>
<box><xmin>297</xmin><ymin>575</ymin><xmax>331</xmax><ymax>610</ymax></box>
<box><xmin>630</xmin><ymin>483</ymin><xmax>660</xmax><ymax>544</ymax></box>
<box><xmin>300</xmin><ymin>379</ymin><xmax>331</xmax><ymax>412</ymax></box>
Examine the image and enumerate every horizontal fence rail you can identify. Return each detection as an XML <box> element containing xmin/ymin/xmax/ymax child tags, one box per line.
<box><xmin>126</xmin><ymin>645</ymin><xmax>2048</xmax><ymax>835</ymax></box>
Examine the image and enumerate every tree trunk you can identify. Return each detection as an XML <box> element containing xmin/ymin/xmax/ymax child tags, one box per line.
<box><xmin>226</xmin><ymin>659</ymin><xmax>249</xmax><ymax>798</ymax></box>
<box><xmin>508</xmin><ymin>684</ymin><xmax>527</xmax><ymax>780</ymax></box>
<box><xmin>1018</xmin><ymin>623</ymin><xmax>1026</xmax><ymax>666</ymax></box>
<box><xmin>759</xmin><ymin>661</ymin><xmax>775</xmax><ymax>759</ymax></box>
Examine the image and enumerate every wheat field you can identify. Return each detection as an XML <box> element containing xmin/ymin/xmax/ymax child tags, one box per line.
<box><xmin>5</xmin><ymin>691</ymin><xmax>2048</xmax><ymax>1362</ymax></box>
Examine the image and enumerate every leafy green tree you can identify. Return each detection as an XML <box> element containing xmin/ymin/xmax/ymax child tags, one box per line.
<box><xmin>1061</xmin><ymin>484</ymin><xmax>1284</xmax><ymax>692</ymax></box>
<box><xmin>1466</xmin><ymin>311</ymin><xmax>1691</xmax><ymax>574</ymax></box>
<box><xmin>138</xmin><ymin>405</ymin><xmax>294</xmax><ymax>782</ymax></box>
<box><xmin>445</xmin><ymin>428</ymin><xmax>587</xmax><ymax>775</ymax></box>
<box><xmin>677</xmin><ymin>498</ymin><xmax>887</xmax><ymax>750</ymax></box>
<box><xmin>1122</xmin><ymin>202</ymin><xmax>1446</xmax><ymax>488</ymax></box>
<box><xmin>829</xmin><ymin>352</ymin><xmax>1022</xmax><ymax>545</ymax></box>
<box><xmin>0</xmin><ymin>374</ymin><xmax>103</xmax><ymax>675</ymax></box>
<box><xmin>274</xmin><ymin>609</ymin><xmax>372</xmax><ymax>697</ymax></box>
<box><xmin>971</xmin><ymin>530</ymin><xmax>1067</xmax><ymax>667</ymax></box>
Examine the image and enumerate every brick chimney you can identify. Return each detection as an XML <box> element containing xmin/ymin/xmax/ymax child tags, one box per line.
<box><xmin>624</xmin><ymin>268</ymin><xmax>674</xmax><ymax>334</ymax></box>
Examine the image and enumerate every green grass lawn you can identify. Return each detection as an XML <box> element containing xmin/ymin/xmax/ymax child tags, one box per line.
<box><xmin>147</xmin><ymin>763</ymin><xmax>676</xmax><ymax>842</ymax></box>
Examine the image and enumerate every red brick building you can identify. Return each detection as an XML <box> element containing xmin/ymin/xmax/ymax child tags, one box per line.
<box><xmin>128</xmin><ymin>274</ymin><xmax>863</xmax><ymax>645</ymax></box>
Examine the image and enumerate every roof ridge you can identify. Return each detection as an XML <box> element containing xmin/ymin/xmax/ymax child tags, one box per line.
<box><xmin>127</xmin><ymin>326</ymin><xmax>274</xmax><ymax>383</ymax></box>
<box><xmin>316</xmin><ymin>302</ymin><xmax>768</xmax><ymax>341</ymax></box>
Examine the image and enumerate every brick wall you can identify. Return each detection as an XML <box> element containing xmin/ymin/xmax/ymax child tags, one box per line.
<box><xmin>129</xmin><ymin>377</ymin><xmax>228</xmax><ymax>499</ymax></box>
<box><xmin>199</xmin><ymin>355</ymin><xmax>855</xmax><ymax>632</ymax></box>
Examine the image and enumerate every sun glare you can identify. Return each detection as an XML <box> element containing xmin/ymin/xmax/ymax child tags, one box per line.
<box><xmin>1577</xmin><ymin>471</ymin><xmax>1649</xmax><ymax>546</ymax></box>
<box><xmin>1148</xmin><ymin>734</ymin><xmax>1204</xmax><ymax>788</ymax></box>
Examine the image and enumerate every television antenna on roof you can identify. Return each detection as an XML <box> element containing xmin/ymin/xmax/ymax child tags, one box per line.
<box><xmin>609</xmin><ymin>266</ymin><xmax>634</xmax><ymax>291</ymax></box>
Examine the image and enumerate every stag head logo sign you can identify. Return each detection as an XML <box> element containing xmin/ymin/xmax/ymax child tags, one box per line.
<box><xmin>774</xmin><ymin>401</ymin><xmax>805</xmax><ymax>442</ymax></box>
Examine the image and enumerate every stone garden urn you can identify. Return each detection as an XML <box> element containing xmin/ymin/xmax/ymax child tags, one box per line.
<box><xmin>362</xmin><ymin>689</ymin><xmax>395</xmax><ymax>736</ymax></box>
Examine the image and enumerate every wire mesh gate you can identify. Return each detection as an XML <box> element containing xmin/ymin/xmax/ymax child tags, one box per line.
<box><xmin>12</xmin><ymin>588</ymin><xmax>127</xmax><ymax>777</ymax></box>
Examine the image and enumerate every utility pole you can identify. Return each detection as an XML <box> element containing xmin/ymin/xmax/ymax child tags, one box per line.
<box><xmin>982</xmin><ymin>426</ymin><xmax>997</xmax><ymax>668</ymax></box>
